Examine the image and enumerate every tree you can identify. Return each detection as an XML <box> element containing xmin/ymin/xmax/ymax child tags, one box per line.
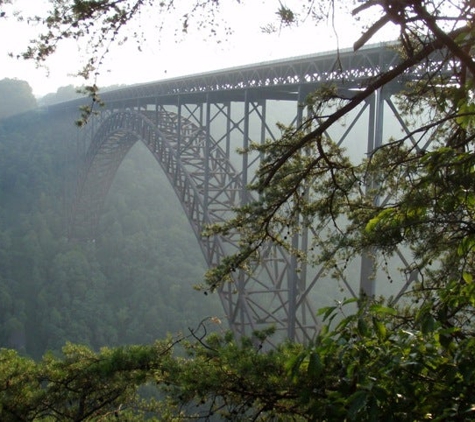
<box><xmin>0</xmin><ymin>311</ymin><xmax>474</xmax><ymax>420</ymax></box>
<box><xmin>0</xmin><ymin>78</ymin><xmax>36</xmax><ymax>119</ymax></box>
<box><xmin>0</xmin><ymin>340</ymin><xmax>175</xmax><ymax>421</ymax></box>
<box><xmin>204</xmin><ymin>1</ymin><xmax>475</xmax><ymax>318</ymax></box>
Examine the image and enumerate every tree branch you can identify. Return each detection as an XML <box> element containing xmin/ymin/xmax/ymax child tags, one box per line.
<box><xmin>261</xmin><ymin>26</ymin><xmax>470</xmax><ymax>188</ymax></box>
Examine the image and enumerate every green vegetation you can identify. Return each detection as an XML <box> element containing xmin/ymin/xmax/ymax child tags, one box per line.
<box><xmin>0</xmin><ymin>110</ymin><xmax>221</xmax><ymax>359</ymax></box>
<box><xmin>1</xmin><ymin>301</ymin><xmax>474</xmax><ymax>420</ymax></box>
<box><xmin>1</xmin><ymin>0</ymin><xmax>475</xmax><ymax>420</ymax></box>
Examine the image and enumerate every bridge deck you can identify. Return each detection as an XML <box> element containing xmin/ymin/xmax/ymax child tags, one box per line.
<box><xmin>48</xmin><ymin>42</ymin><xmax>402</xmax><ymax>111</ymax></box>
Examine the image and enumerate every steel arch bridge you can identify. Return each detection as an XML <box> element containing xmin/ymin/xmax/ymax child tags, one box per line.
<box><xmin>52</xmin><ymin>42</ymin><xmax>429</xmax><ymax>343</ymax></box>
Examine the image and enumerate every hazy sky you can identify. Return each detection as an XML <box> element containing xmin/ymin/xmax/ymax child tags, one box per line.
<box><xmin>0</xmin><ymin>1</ymin><xmax>395</xmax><ymax>98</ymax></box>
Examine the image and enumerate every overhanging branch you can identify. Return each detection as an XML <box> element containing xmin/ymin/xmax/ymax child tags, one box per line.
<box><xmin>261</xmin><ymin>25</ymin><xmax>470</xmax><ymax>188</ymax></box>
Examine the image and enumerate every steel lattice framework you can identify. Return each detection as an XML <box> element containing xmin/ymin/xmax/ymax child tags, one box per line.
<box><xmin>55</xmin><ymin>42</ymin><xmax>431</xmax><ymax>343</ymax></box>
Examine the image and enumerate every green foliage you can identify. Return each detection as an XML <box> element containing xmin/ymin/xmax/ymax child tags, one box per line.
<box><xmin>11</xmin><ymin>0</ymin><xmax>242</xmax><ymax>86</ymax></box>
<box><xmin>0</xmin><ymin>108</ymin><xmax>221</xmax><ymax>358</ymax></box>
<box><xmin>193</xmin><ymin>4</ymin><xmax>475</xmax><ymax>417</ymax></box>
<box><xmin>161</xmin><ymin>329</ymin><xmax>305</xmax><ymax>420</ymax></box>
<box><xmin>286</xmin><ymin>299</ymin><xmax>475</xmax><ymax>421</ymax></box>
<box><xmin>0</xmin><ymin>340</ymin><xmax>174</xmax><ymax>421</ymax></box>
<box><xmin>203</xmin><ymin>2</ymin><xmax>475</xmax><ymax>310</ymax></box>
<box><xmin>1</xmin><ymin>301</ymin><xmax>475</xmax><ymax>421</ymax></box>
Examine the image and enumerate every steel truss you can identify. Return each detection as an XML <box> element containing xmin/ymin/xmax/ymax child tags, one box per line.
<box><xmin>64</xmin><ymin>43</ymin><xmax>425</xmax><ymax>342</ymax></box>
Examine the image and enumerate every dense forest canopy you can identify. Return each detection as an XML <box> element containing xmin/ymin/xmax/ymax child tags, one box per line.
<box><xmin>0</xmin><ymin>105</ymin><xmax>222</xmax><ymax>359</ymax></box>
<box><xmin>1</xmin><ymin>0</ymin><xmax>475</xmax><ymax>420</ymax></box>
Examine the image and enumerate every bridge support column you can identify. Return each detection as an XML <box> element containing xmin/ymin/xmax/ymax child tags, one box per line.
<box><xmin>360</xmin><ymin>88</ymin><xmax>385</xmax><ymax>297</ymax></box>
<box><xmin>204</xmin><ymin>95</ymin><xmax>211</xmax><ymax>213</ymax></box>
<box><xmin>235</xmin><ymin>89</ymin><xmax>252</xmax><ymax>336</ymax></box>
<box><xmin>287</xmin><ymin>88</ymin><xmax>307</xmax><ymax>341</ymax></box>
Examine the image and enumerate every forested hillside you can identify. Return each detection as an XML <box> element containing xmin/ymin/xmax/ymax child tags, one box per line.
<box><xmin>0</xmin><ymin>100</ymin><xmax>221</xmax><ymax>359</ymax></box>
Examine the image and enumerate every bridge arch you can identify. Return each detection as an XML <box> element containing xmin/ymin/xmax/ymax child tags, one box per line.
<box><xmin>70</xmin><ymin>110</ymin><xmax>238</xmax><ymax>261</ymax></box>
<box><xmin>70</xmin><ymin>109</ymin><xmax>318</xmax><ymax>342</ymax></box>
